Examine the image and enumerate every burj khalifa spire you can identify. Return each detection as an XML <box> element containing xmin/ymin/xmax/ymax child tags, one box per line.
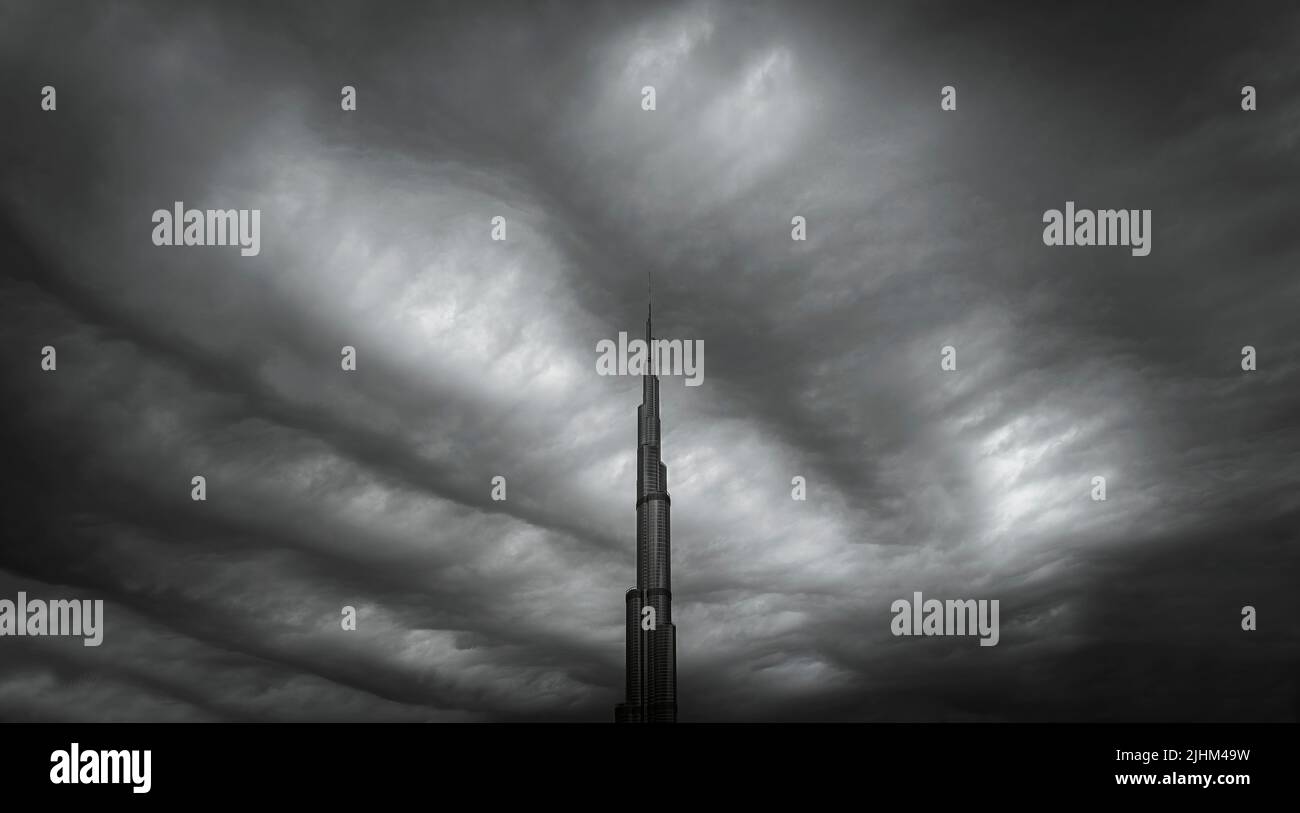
<box><xmin>615</xmin><ymin>277</ymin><xmax>678</xmax><ymax>723</ymax></box>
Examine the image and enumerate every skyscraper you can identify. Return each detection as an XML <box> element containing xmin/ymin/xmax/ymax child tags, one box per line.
<box><xmin>615</xmin><ymin>290</ymin><xmax>678</xmax><ymax>723</ymax></box>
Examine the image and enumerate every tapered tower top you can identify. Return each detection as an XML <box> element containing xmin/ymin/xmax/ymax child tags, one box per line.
<box><xmin>646</xmin><ymin>271</ymin><xmax>653</xmax><ymax>343</ymax></box>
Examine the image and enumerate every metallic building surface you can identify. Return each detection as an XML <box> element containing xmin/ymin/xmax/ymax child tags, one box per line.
<box><xmin>615</xmin><ymin>299</ymin><xmax>677</xmax><ymax>723</ymax></box>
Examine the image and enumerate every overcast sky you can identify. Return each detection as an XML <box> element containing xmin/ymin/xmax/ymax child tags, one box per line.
<box><xmin>1</xmin><ymin>0</ymin><xmax>1298</xmax><ymax>722</ymax></box>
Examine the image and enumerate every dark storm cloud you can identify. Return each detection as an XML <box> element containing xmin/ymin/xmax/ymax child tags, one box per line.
<box><xmin>1</xmin><ymin>0</ymin><xmax>1298</xmax><ymax>721</ymax></box>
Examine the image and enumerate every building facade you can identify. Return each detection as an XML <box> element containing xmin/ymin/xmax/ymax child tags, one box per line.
<box><xmin>614</xmin><ymin>301</ymin><xmax>678</xmax><ymax>723</ymax></box>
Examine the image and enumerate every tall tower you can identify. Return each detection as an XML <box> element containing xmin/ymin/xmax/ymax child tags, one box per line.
<box><xmin>615</xmin><ymin>284</ymin><xmax>678</xmax><ymax>723</ymax></box>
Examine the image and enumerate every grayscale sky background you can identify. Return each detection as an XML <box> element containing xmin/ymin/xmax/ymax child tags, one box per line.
<box><xmin>1</xmin><ymin>0</ymin><xmax>1298</xmax><ymax>721</ymax></box>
